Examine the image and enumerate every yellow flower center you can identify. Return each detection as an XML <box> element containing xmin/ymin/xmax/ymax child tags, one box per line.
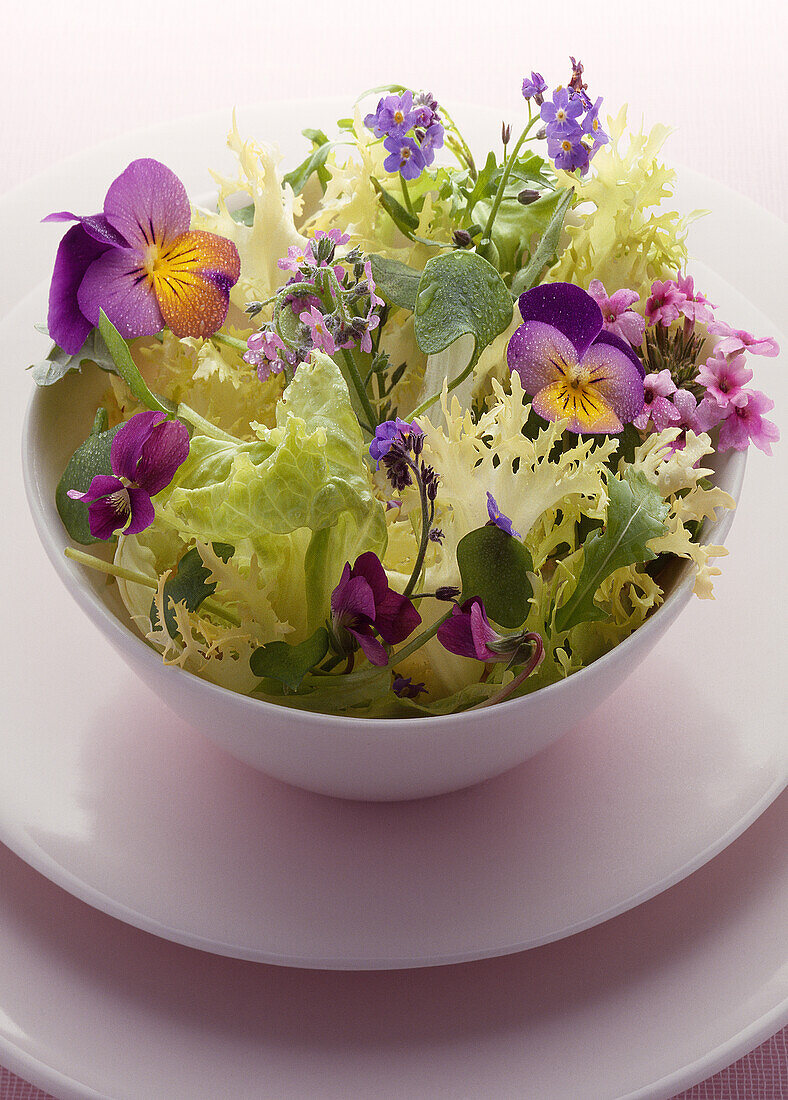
<box><xmin>394</xmin><ymin>110</ymin><xmax>404</xmax><ymax>124</ymax></box>
<box><xmin>561</xmin><ymin>140</ymin><xmax>572</xmax><ymax>152</ymax></box>
<box><xmin>557</xmin><ymin>109</ymin><xmax>566</xmax><ymax>121</ymax></box>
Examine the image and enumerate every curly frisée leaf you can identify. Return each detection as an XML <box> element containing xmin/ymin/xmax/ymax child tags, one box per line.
<box><xmin>149</xmin><ymin>541</ymin><xmax>235</xmax><ymax>637</ymax></box>
<box><xmin>250</xmin><ymin>627</ymin><xmax>330</xmax><ymax>692</ymax></box>
<box><xmin>55</xmin><ymin>408</ymin><xmax>122</xmax><ymax>544</ymax></box>
<box><xmin>456</xmin><ymin>525</ymin><xmax>534</xmax><ymax>628</ymax></box>
<box><xmin>554</xmin><ymin>470</ymin><xmax>670</xmax><ymax>633</ymax></box>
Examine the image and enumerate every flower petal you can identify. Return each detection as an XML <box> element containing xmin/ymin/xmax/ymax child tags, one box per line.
<box><xmin>373</xmin><ymin>588</ymin><xmax>421</xmax><ymax>645</ymax></box>
<box><xmin>77</xmin><ymin>247</ymin><xmax>165</xmax><ymax>339</ymax></box>
<box><xmin>123</xmin><ymin>486</ymin><xmax>156</xmax><ymax>536</ymax></box>
<box><xmin>68</xmin><ymin>474</ymin><xmax>124</xmax><ymax>504</ymax></box>
<box><xmin>507</xmin><ymin>321</ymin><xmax>578</xmax><ymax>396</ymax></box>
<box><xmin>151</xmin><ymin>231</ymin><xmax>241</xmax><ymax>339</ymax></box>
<box><xmin>581</xmin><ymin>342</ymin><xmax>646</xmax><ymax>424</ymax></box>
<box><xmin>87</xmin><ymin>494</ymin><xmax>131</xmax><ymax>540</ymax></box>
<box><xmin>47</xmin><ymin>223</ymin><xmax>112</xmax><ymax>354</ymax></box>
<box><xmin>517</xmin><ymin>282</ymin><xmax>603</xmax><ymax>360</ymax></box>
<box><xmin>350</xmin><ymin>627</ymin><xmax>390</xmax><ymax>667</ymax></box>
<box><xmin>331</xmin><ymin>573</ymin><xmax>376</xmax><ymax>624</ymax></box>
<box><xmin>103</xmin><ymin>158</ymin><xmax>191</xmax><ymax>253</ymax></box>
<box><xmin>134</xmin><ymin>417</ymin><xmax>191</xmax><ymax>496</ymax></box>
<box><xmin>592</xmin><ymin>329</ymin><xmax>646</xmax><ymax>379</ymax></box>
<box><xmin>437</xmin><ymin>605</ymin><xmax>478</xmax><ymax>659</ymax></box>
<box><xmin>347</xmin><ymin>551</ymin><xmax>390</xmax><ymax>606</ymax></box>
<box><xmin>43</xmin><ymin>211</ymin><xmax>127</xmax><ymax>248</ymax></box>
<box><xmin>110</xmin><ymin>411</ymin><xmax>168</xmax><ymax>482</ymax></box>
<box><xmin>532</xmin><ymin>381</ymin><xmax>624</xmax><ymax>434</ymax></box>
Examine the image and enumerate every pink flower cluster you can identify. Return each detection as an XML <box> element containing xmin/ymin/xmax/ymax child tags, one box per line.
<box><xmin>645</xmin><ymin>273</ymin><xmax>715</xmax><ymax>327</ymax></box>
<box><xmin>695</xmin><ymin>322</ymin><xmax>779</xmax><ymax>454</ymax></box>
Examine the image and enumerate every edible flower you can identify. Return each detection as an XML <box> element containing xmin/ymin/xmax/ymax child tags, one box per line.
<box><xmin>392</xmin><ymin>675</ymin><xmax>427</xmax><ymax>699</ymax></box>
<box><xmin>506</xmin><ymin>282</ymin><xmax>645</xmax><ymax>434</ymax></box>
<box><xmin>715</xmin><ymin>390</ymin><xmax>780</xmax><ymax>455</ymax></box>
<box><xmin>706</xmin><ymin>319</ymin><xmax>780</xmax><ymax>358</ymax></box>
<box><xmin>696</xmin><ymin>352</ymin><xmax>753</xmax><ymax>409</ymax></box>
<box><xmin>68</xmin><ymin>411</ymin><xmax>189</xmax><ymax>540</ymax></box>
<box><xmin>437</xmin><ymin>598</ymin><xmax>541</xmax><ymax>665</ymax></box>
<box><xmin>486</xmin><ymin>492</ymin><xmax>520</xmax><ymax>538</ymax></box>
<box><xmin>633</xmin><ymin>370</ymin><xmax>681</xmax><ymax>431</ymax></box>
<box><xmin>330</xmin><ymin>552</ymin><xmax>422</xmax><ymax>667</ymax></box>
<box><xmin>45</xmin><ymin>159</ymin><xmax>240</xmax><ymax>354</ymax></box>
<box><xmin>369</xmin><ymin>418</ymin><xmax>423</xmax><ymax>463</ymax></box>
<box><xmin>587</xmin><ymin>279</ymin><xmax>645</xmax><ymax>347</ymax></box>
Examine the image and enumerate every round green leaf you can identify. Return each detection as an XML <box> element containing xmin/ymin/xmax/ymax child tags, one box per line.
<box><xmin>456</xmin><ymin>524</ymin><xmax>534</xmax><ymax>629</ymax></box>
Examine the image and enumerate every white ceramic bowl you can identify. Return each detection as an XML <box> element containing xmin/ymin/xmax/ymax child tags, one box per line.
<box><xmin>23</xmin><ymin>367</ymin><xmax>745</xmax><ymax>800</ymax></box>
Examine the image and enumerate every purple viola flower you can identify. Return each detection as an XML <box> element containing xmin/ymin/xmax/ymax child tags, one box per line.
<box><xmin>541</xmin><ymin>87</ymin><xmax>584</xmax><ymax>135</ymax></box>
<box><xmin>45</xmin><ymin>159</ymin><xmax>240</xmax><ymax>355</ymax></box>
<box><xmin>369</xmin><ymin>418</ymin><xmax>423</xmax><ymax>463</ymax></box>
<box><xmin>486</xmin><ymin>492</ymin><xmax>521</xmax><ymax>538</ymax></box>
<box><xmin>633</xmin><ymin>370</ymin><xmax>681</xmax><ymax>431</ymax></box>
<box><xmin>587</xmin><ymin>279</ymin><xmax>645</xmax><ymax>347</ymax></box>
<box><xmin>716</xmin><ymin>390</ymin><xmax>780</xmax><ymax>455</ymax></box>
<box><xmin>330</xmin><ymin>552</ymin><xmax>422</xmax><ymax>667</ymax></box>
<box><xmin>68</xmin><ymin>411</ymin><xmax>189</xmax><ymax>540</ymax></box>
<box><xmin>392</xmin><ymin>675</ymin><xmax>427</xmax><ymax>699</ymax></box>
<box><xmin>506</xmin><ymin>282</ymin><xmax>645</xmax><ymax>435</ymax></box>
<box><xmin>437</xmin><ymin>598</ymin><xmax>542</xmax><ymax>667</ymax></box>
<box><xmin>383</xmin><ymin>135</ymin><xmax>426</xmax><ymax>180</ymax></box>
<box><xmin>522</xmin><ymin>71</ymin><xmax>547</xmax><ymax>102</ymax></box>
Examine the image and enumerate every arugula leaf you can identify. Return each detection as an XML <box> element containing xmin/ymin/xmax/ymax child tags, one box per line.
<box><xmin>367</xmin><ymin>254</ymin><xmax>421</xmax><ymax>310</ymax></box>
<box><xmin>98</xmin><ymin>310</ymin><xmax>175</xmax><ymax>415</ymax></box>
<box><xmin>510</xmin><ymin>187</ymin><xmax>575</xmax><ymax>296</ymax></box>
<box><xmin>283</xmin><ymin>129</ymin><xmax>337</xmax><ymax>195</ymax></box>
<box><xmin>412</xmin><ymin>251</ymin><xmax>513</xmax><ymax>402</ymax></box>
<box><xmin>55</xmin><ymin>409</ymin><xmax>122</xmax><ymax>544</ymax></box>
<box><xmin>370</xmin><ymin>176</ymin><xmax>419</xmax><ymax>234</ymax></box>
<box><xmin>30</xmin><ymin>327</ymin><xmax>120</xmax><ymax>387</ymax></box>
<box><xmin>554</xmin><ymin>471</ymin><xmax>670</xmax><ymax>633</ymax></box>
<box><xmin>149</xmin><ymin>541</ymin><xmax>234</xmax><ymax>636</ymax></box>
<box><xmin>456</xmin><ymin>524</ymin><xmax>534</xmax><ymax>628</ymax></box>
<box><xmin>250</xmin><ymin>627</ymin><xmax>330</xmax><ymax>692</ymax></box>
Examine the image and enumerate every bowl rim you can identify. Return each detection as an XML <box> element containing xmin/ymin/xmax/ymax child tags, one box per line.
<box><xmin>22</xmin><ymin>377</ymin><xmax>748</xmax><ymax>732</ymax></box>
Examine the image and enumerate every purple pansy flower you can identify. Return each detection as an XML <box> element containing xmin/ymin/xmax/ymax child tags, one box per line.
<box><xmin>45</xmin><ymin>159</ymin><xmax>240</xmax><ymax>355</ymax></box>
<box><xmin>716</xmin><ymin>390</ymin><xmax>780</xmax><ymax>455</ymax></box>
<box><xmin>330</xmin><ymin>552</ymin><xmax>421</xmax><ymax>667</ymax></box>
<box><xmin>540</xmin><ymin>87</ymin><xmax>585</xmax><ymax>135</ymax></box>
<box><xmin>392</xmin><ymin>675</ymin><xmax>427</xmax><ymax>699</ymax></box>
<box><xmin>696</xmin><ymin>352</ymin><xmax>753</xmax><ymax>409</ymax></box>
<box><xmin>383</xmin><ymin>135</ymin><xmax>426</xmax><ymax>180</ymax></box>
<box><xmin>369</xmin><ymin>418</ymin><xmax>422</xmax><ymax>463</ymax></box>
<box><xmin>486</xmin><ymin>492</ymin><xmax>521</xmax><ymax>538</ymax></box>
<box><xmin>633</xmin><ymin>370</ymin><xmax>681</xmax><ymax>431</ymax></box>
<box><xmin>706</xmin><ymin>319</ymin><xmax>780</xmax><ymax>358</ymax></box>
<box><xmin>68</xmin><ymin>411</ymin><xmax>189</xmax><ymax>540</ymax></box>
<box><xmin>506</xmin><ymin>282</ymin><xmax>645</xmax><ymax>435</ymax></box>
<box><xmin>587</xmin><ymin>279</ymin><xmax>645</xmax><ymax>347</ymax></box>
<box><xmin>522</xmin><ymin>71</ymin><xmax>547</xmax><ymax>101</ymax></box>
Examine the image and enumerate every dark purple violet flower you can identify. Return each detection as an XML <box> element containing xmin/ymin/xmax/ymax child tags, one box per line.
<box><xmin>44</xmin><ymin>159</ymin><xmax>240</xmax><ymax>354</ymax></box>
<box><xmin>383</xmin><ymin>135</ymin><xmax>426</xmax><ymax>180</ymax></box>
<box><xmin>392</xmin><ymin>675</ymin><xmax>427</xmax><ymax>699</ymax></box>
<box><xmin>507</xmin><ymin>282</ymin><xmax>645</xmax><ymax>435</ymax></box>
<box><xmin>522</xmin><ymin>71</ymin><xmax>547</xmax><ymax>102</ymax></box>
<box><xmin>486</xmin><ymin>492</ymin><xmax>521</xmax><ymax>538</ymax></box>
<box><xmin>330</xmin><ymin>552</ymin><xmax>422</xmax><ymax>667</ymax></box>
<box><xmin>437</xmin><ymin>598</ymin><xmax>542</xmax><ymax>665</ymax></box>
<box><xmin>369</xmin><ymin>418</ymin><xmax>423</xmax><ymax>463</ymax></box>
<box><xmin>68</xmin><ymin>411</ymin><xmax>189</xmax><ymax>540</ymax></box>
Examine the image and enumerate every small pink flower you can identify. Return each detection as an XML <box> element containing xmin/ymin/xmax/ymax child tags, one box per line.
<box><xmin>695</xmin><ymin>352</ymin><xmax>753</xmax><ymax>409</ymax></box>
<box><xmin>674</xmin><ymin>272</ymin><xmax>715</xmax><ymax>325</ymax></box>
<box><xmin>364</xmin><ymin>260</ymin><xmax>386</xmax><ymax>308</ymax></box>
<box><xmin>277</xmin><ymin>242</ymin><xmax>315</xmax><ymax>273</ymax></box>
<box><xmin>664</xmin><ymin>389</ymin><xmax>703</xmax><ymax>453</ymax></box>
<box><xmin>717</xmin><ymin>390</ymin><xmax>780</xmax><ymax>455</ymax></box>
<box><xmin>645</xmin><ymin>279</ymin><xmax>687</xmax><ymax>327</ymax></box>
<box><xmin>633</xmin><ymin>369</ymin><xmax>681</xmax><ymax>431</ymax></box>
<box><xmin>300</xmin><ymin>304</ymin><xmax>336</xmax><ymax>355</ymax></box>
<box><xmin>706</xmin><ymin>319</ymin><xmax>780</xmax><ymax>358</ymax></box>
<box><xmin>588</xmin><ymin>279</ymin><xmax>645</xmax><ymax>346</ymax></box>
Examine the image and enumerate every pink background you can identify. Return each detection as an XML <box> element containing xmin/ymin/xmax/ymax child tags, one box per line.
<box><xmin>1</xmin><ymin>0</ymin><xmax>785</xmax><ymax>1095</ymax></box>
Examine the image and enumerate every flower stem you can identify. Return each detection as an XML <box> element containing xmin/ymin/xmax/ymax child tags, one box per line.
<box><xmin>481</xmin><ymin>107</ymin><xmax>536</xmax><ymax>244</ymax></box>
<box><xmin>176</xmin><ymin>403</ymin><xmax>244</xmax><ymax>444</ymax></box>
<box><xmin>388</xmin><ymin>608</ymin><xmax>453</xmax><ymax>666</ymax></box>
<box><xmin>399</xmin><ymin>172</ymin><xmax>414</xmax><ymax>215</ymax></box>
<box><xmin>64</xmin><ymin>547</ymin><xmax>241</xmax><ymax>627</ymax></box>
<box><xmin>339</xmin><ymin>348</ymin><xmax>378</xmax><ymax>432</ymax></box>
<box><xmin>402</xmin><ymin>465</ymin><xmax>433</xmax><ymax>600</ymax></box>
<box><xmin>210</xmin><ymin>331</ymin><xmax>249</xmax><ymax>354</ymax></box>
<box><xmin>468</xmin><ymin>633</ymin><xmax>545</xmax><ymax>710</ymax></box>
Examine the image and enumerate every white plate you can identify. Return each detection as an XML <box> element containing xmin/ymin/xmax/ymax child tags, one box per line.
<box><xmin>0</xmin><ymin>793</ymin><xmax>784</xmax><ymax>1100</ymax></box>
<box><xmin>1</xmin><ymin>107</ymin><xmax>786</xmax><ymax>970</ymax></box>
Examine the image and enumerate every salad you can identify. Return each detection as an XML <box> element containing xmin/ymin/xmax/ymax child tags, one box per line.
<box><xmin>32</xmin><ymin>61</ymin><xmax>779</xmax><ymax>717</ymax></box>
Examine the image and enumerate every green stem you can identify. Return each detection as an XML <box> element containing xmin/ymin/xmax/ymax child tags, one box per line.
<box><xmin>467</xmin><ymin>634</ymin><xmax>545</xmax><ymax>710</ymax></box>
<box><xmin>402</xmin><ymin>471</ymin><xmax>433</xmax><ymax>600</ymax></box>
<box><xmin>408</xmin><ymin>350</ymin><xmax>479</xmax><ymax>419</ymax></box>
<box><xmin>340</xmin><ymin>348</ymin><xmax>378</xmax><ymax>432</ymax></box>
<box><xmin>481</xmin><ymin>107</ymin><xmax>536</xmax><ymax>244</ymax></box>
<box><xmin>176</xmin><ymin>403</ymin><xmax>244</xmax><ymax>444</ymax></box>
<box><xmin>399</xmin><ymin>172</ymin><xmax>414</xmax><ymax>214</ymax></box>
<box><xmin>210</xmin><ymin>331</ymin><xmax>249</xmax><ymax>354</ymax></box>
<box><xmin>388</xmin><ymin>608</ymin><xmax>453</xmax><ymax>666</ymax></box>
<box><xmin>64</xmin><ymin>547</ymin><xmax>241</xmax><ymax>627</ymax></box>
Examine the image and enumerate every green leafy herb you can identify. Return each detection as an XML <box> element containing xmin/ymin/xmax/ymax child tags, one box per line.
<box><xmin>555</xmin><ymin>471</ymin><xmax>670</xmax><ymax>633</ymax></box>
<box><xmin>371</xmin><ymin>177</ymin><xmax>419</xmax><ymax>234</ymax></box>
<box><xmin>367</xmin><ymin>254</ymin><xmax>421</xmax><ymax>310</ymax></box>
<box><xmin>149</xmin><ymin>542</ymin><xmax>234</xmax><ymax>636</ymax></box>
<box><xmin>510</xmin><ymin>187</ymin><xmax>575</xmax><ymax>296</ymax></box>
<box><xmin>283</xmin><ymin>129</ymin><xmax>337</xmax><ymax>195</ymax></box>
<box><xmin>456</xmin><ymin>524</ymin><xmax>534</xmax><ymax>628</ymax></box>
<box><xmin>250</xmin><ymin>627</ymin><xmax>330</xmax><ymax>692</ymax></box>
<box><xmin>230</xmin><ymin>204</ymin><xmax>254</xmax><ymax>227</ymax></box>
<box><xmin>98</xmin><ymin>310</ymin><xmax>175</xmax><ymax>415</ymax></box>
<box><xmin>30</xmin><ymin>327</ymin><xmax>120</xmax><ymax>387</ymax></box>
<box><xmin>55</xmin><ymin>409</ymin><xmax>121</xmax><ymax>544</ymax></box>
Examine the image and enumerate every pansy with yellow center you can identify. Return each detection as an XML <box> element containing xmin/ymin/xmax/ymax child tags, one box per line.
<box><xmin>506</xmin><ymin>282</ymin><xmax>645</xmax><ymax>434</ymax></box>
<box><xmin>44</xmin><ymin>158</ymin><xmax>240</xmax><ymax>354</ymax></box>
